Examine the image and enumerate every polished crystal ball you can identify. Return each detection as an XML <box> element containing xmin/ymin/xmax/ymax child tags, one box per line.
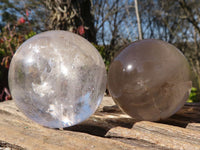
<box><xmin>9</xmin><ymin>31</ymin><xmax>107</xmax><ymax>128</ymax></box>
<box><xmin>108</xmin><ymin>39</ymin><xmax>192</xmax><ymax>121</ymax></box>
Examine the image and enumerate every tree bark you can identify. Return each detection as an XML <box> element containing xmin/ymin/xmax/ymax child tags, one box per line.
<box><xmin>134</xmin><ymin>0</ymin><xmax>143</xmax><ymax>40</ymax></box>
<box><xmin>44</xmin><ymin>0</ymin><xmax>96</xmax><ymax>43</ymax></box>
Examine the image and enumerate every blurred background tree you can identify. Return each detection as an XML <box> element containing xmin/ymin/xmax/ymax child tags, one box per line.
<box><xmin>44</xmin><ymin>0</ymin><xmax>96</xmax><ymax>43</ymax></box>
<box><xmin>0</xmin><ymin>0</ymin><xmax>200</xmax><ymax>102</ymax></box>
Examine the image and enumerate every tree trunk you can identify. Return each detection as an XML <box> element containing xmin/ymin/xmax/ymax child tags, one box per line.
<box><xmin>134</xmin><ymin>0</ymin><xmax>143</xmax><ymax>40</ymax></box>
<box><xmin>44</xmin><ymin>0</ymin><xmax>96</xmax><ymax>43</ymax></box>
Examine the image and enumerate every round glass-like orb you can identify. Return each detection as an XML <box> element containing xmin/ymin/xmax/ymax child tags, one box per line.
<box><xmin>9</xmin><ymin>31</ymin><xmax>107</xmax><ymax>128</ymax></box>
<box><xmin>108</xmin><ymin>39</ymin><xmax>192</xmax><ymax>121</ymax></box>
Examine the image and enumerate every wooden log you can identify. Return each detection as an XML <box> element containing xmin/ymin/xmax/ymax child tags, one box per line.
<box><xmin>186</xmin><ymin>123</ymin><xmax>200</xmax><ymax>131</ymax></box>
<box><xmin>0</xmin><ymin>100</ymin><xmax>141</xmax><ymax>150</ymax></box>
<box><xmin>106</xmin><ymin>126</ymin><xmax>200</xmax><ymax>150</ymax></box>
<box><xmin>2</xmin><ymin>97</ymin><xmax>200</xmax><ymax>150</ymax></box>
<box><xmin>133</xmin><ymin>121</ymin><xmax>200</xmax><ymax>145</ymax></box>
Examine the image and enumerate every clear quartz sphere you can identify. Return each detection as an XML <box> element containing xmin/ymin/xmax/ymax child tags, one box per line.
<box><xmin>9</xmin><ymin>30</ymin><xmax>107</xmax><ymax>128</ymax></box>
<box><xmin>108</xmin><ymin>39</ymin><xmax>192</xmax><ymax>121</ymax></box>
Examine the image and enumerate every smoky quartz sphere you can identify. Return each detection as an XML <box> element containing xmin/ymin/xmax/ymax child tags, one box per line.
<box><xmin>9</xmin><ymin>31</ymin><xmax>107</xmax><ymax>128</ymax></box>
<box><xmin>108</xmin><ymin>39</ymin><xmax>192</xmax><ymax>121</ymax></box>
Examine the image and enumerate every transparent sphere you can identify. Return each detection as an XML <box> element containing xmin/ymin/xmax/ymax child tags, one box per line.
<box><xmin>108</xmin><ymin>39</ymin><xmax>192</xmax><ymax>121</ymax></box>
<box><xmin>9</xmin><ymin>31</ymin><xmax>107</xmax><ymax>128</ymax></box>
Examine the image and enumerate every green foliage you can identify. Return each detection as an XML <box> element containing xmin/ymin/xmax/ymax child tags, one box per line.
<box><xmin>0</xmin><ymin>25</ymin><xmax>22</xmax><ymax>100</ymax></box>
<box><xmin>0</xmin><ymin>24</ymin><xmax>36</xmax><ymax>101</ymax></box>
<box><xmin>187</xmin><ymin>87</ymin><xmax>199</xmax><ymax>103</ymax></box>
<box><xmin>0</xmin><ymin>0</ymin><xmax>47</xmax><ymax>32</ymax></box>
<box><xmin>93</xmin><ymin>44</ymin><xmax>113</xmax><ymax>71</ymax></box>
<box><xmin>0</xmin><ymin>25</ymin><xmax>21</xmax><ymax>68</ymax></box>
<box><xmin>25</xmin><ymin>31</ymin><xmax>36</xmax><ymax>40</ymax></box>
<box><xmin>2</xmin><ymin>12</ymin><xmax>17</xmax><ymax>24</ymax></box>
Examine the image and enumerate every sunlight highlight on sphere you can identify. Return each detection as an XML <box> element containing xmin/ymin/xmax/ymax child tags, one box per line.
<box><xmin>9</xmin><ymin>31</ymin><xmax>107</xmax><ymax>128</ymax></box>
<box><xmin>108</xmin><ymin>39</ymin><xmax>192</xmax><ymax>121</ymax></box>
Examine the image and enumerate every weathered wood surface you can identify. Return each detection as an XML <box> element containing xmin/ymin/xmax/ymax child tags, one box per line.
<box><xmin>0</xmin><ymin>97</ymin><xmax>200</xmax><ymax>150</ymax></box>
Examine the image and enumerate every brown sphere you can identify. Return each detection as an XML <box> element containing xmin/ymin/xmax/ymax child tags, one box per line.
<box><xmin>108</xmin><ymin>39</ymin><xmax>192</xmax><ymax>121</ymax></box>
